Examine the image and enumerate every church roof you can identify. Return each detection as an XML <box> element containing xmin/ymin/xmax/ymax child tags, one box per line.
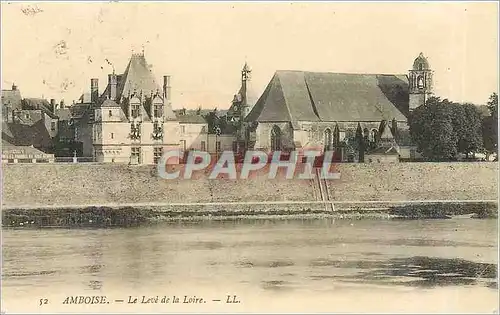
<box><xmin>245</xmin><ymin>70</ymin><xmax>409</xmax><ymax>126</ymax></box>
<box><xmin>116</xmin><ymin>53</ymin><xmax>161</xmax><ymax>101</ymax></box>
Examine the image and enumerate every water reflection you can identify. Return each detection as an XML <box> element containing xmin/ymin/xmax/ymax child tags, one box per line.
<box><xmin>309</xmin><ymin>256</ymin><xmax>497</xmax><ymax>288</ymax></box>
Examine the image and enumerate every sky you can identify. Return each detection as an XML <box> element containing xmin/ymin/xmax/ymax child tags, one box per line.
<box><xmin>1</xmin><ymin>1</ymin><xmax>498</xmax><ymax>109</ymax></box>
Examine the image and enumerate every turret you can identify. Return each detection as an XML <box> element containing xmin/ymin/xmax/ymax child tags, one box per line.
<box><xmin>409</xmin><ymin>52</ymin><xmax>433</xmax><ymax>111</ymax></box>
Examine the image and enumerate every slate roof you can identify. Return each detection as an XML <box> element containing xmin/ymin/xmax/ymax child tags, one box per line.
<box><xmin>1</xmin><ymin>119</ymin><xmax>13</xmax><ymax>138</ymax></box>
<box><xmin>116</xmin><ymin>54</ymin><xmax>161</xmax><ymax>100</ymax></box>
<box><xmin>245</xmin><ymin>70</ymin><xmax>409</xmax><ymax>126</ymax></box>
<box><xmin>101</xmin><ymin>99</ymin><xmax>120</xmax><ymax>108</ymax></box>
<box><xmin>99</xmin><ymin>53</ymin><xmax>177</xmax><ymax>121</ymax></box>
<box><xmin>178</xmin><ymin>114</ymin><xmax>207</xmax><ymax>124</ymax></box>
<box><xmin>2</xmin><ymin>139</ymin><xmax>53</xmax><ymax>157</ymax></box>
<box><xmin>2</xmin><ymin>120</ymin><xmax>54</xmax><ymax>151</ymax></box>
<box><xmin>70</xmin><ymin>103</ymin><xmax>91</xmax><ymax>119</ymax></box>
<box><xmin>22</xmin><ymin>98</ymin><xmax>58</xmax><ymax>119</ymax></box>
<box><xmin>55</xmin><ymin>108</ymin><xmax>72</xmax><ymax>121</ymax></box>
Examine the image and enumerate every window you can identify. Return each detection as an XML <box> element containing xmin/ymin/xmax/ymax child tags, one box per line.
<box><xmin>25</xmin><ymin>114</ymin><xmax>29</xmax><ymax>119</ymax></box>
<box><xmin>111</xmin><ymin>158</ymin><xmax>115</xmax><ymax>163</ymax></box>
<box><xmin>324</xmin><ymin>128</ymin><xmax>332</xmax><ymax>151</ymax></box>
<box><xmin>51</xmin><ymin>122</ymin><xmax>56</xmax><ymax>131</ymax></box>
<box><xmin>417</xmin><ymin>76</ymin><xmax>424</xmax><ymax>89</ymax></box>
<box><xmin>418</xmin><ymin>63</ymin><xmax>423</xmax><ymax>71</ymax></box>
<box><xmin>154</xmin><ymin>104</ymin><xmax>163</xmax><ymax>118</ymax></box>
<box><xmin>131</xmin><ymin>104</ymin><xmax>140</xmax><ymax>118</ymax></box>
<box><xmin>109</xmin><ymin>110</ymin><xmax>112</xmax><ymax>117</ymax></box>
<box><xmin>153</xmin><ymin>147</ymin><xmax>163</xmax><ymax>164</ymax></box>
<box><xmin>180</xmin><ymin>125</ymin><xmax>186</xmax><ymax>134</ymax></box>
<box><xmin>110</xmin><ymin>133</ymin><xmax>114</xmax><ymax>139</ymax></box>
<box><xmin>370</xmin><ymin>129</ymin><xmax>379</xmax><ymax>143</ymax></box>
<box><xmin>216</xmin><ymin>141</ymin><xmax>221</xmax><ymax>152</ymax></box>
<box><xmin>232</xmin><ymin>141</ymin><xmax>238</xmax><ymax>152</ymax></box>
<box><xmin>200</xmin><ymin>141</ymin><xmax>206</xmax><ymax>151</ymax></box>
<box><xmin>131</xmin><ymin>147</ymin><xmax>141</xmax><ymax>163</ymax></box>
<box><xmin>270</xmin><ymin>125</ymin><xmax>282</xmax><ymax>151</ymax></box>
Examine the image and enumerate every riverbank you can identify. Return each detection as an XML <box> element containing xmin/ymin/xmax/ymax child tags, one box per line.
<box><xmin>2</xmin><ymin>201</ymin><xmax>497</xmax><ymax>228</ymax></box>
<box><xmin>2</xmin><ymin>162</ymin><xmax>498</xmax><ymax>207</ymax></box>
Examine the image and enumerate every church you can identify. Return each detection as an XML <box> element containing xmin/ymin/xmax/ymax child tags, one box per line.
<box><xmin>231</xmin><ymin>53</ymin><xmax>433</xmax><ymax>162</ymax></box>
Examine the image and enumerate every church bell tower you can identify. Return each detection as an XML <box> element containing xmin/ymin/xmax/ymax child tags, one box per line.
<box><xmin>409</xmin><ymin>52</ymin><xmax>433</xmax><ymax>111</ymax></box>
<box><xmin>240</xmin><ymin>62</ymin><xmax>252</xmax><ymax>120</ymax></box>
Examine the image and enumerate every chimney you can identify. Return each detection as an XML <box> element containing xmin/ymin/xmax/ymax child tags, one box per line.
<box><xmin>11</xmin><ymin>83</ymin><xmax>17</xmax><ymax>91</ymax></box>
<box><xmin>91</xmin><ymin>78</ymin><xmax>99</xmax><ymax>104</ymax></box>
<box><xmin>50</xmin><ymin>99</ymin><xmax>56</xmax><ymax>111</ymax></box>
<box><xmin>60</xmin><ymin>100</ymin><xmax>65</xmax><ymax>109</ymax></box>
<box><xmin>163</xmin><ymin>75</ymin><xmax>171</xmax><ymax>104</ymax></box>
<box><xmin>108</xmin><ymin>73</ymin><xmax>117</xmax><ymax>101</ymax></box>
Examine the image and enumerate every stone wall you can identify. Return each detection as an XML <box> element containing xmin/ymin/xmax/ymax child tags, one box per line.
<box><xmin>1</xmin><ymin>162</ymin><xmax>497</xmax><ymax>208</ymax></box>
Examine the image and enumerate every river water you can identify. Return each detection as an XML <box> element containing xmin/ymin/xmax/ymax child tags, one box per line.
<box><xmin>2</xmin><ymin>218</ymin><xmax>498</xmax><ymax>313</ymax></box>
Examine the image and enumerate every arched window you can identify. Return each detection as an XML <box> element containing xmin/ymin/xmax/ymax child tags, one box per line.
<box><xmin>370</xmin><ymin>129</ymin><xmax>379</xmax><ymax>143</ymax></box>
<box><xmin>324</xmin><ymin>128</ymin><xmax>332</xmax><ymax>151</ymax></box>
<box><xmin>270</xmin><ymin>125</ymin><xmax>282</xmax><ymax>151</ymax></box>
<box><xmin>418</xmin><ymin>63</ymin><xmax>423</xmax><ymax>71</ymax></box>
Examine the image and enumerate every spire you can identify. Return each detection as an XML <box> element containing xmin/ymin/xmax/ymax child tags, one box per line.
<box><xmin>242</xmin><ymin>62</ymin><xmax>252</xmax><ymax>81</ymax></box>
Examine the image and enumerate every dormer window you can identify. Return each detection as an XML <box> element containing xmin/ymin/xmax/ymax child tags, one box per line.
<box><xmin>131</xmin><ymin>104</ymin><xmax>140</xmax><ymax>118</ymax></box>
<box><xmin>154</xmin><ymin>104</ymin><xmax>163</xmax><ymax>118</ymax></box>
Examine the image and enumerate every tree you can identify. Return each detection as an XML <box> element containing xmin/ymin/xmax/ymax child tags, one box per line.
<box><xmin>482</xmin><ymin>93</ymin><xmax>498</xmax><ymax>157</ymax></box>
<box><xmin>203</xmin><ymin>110</ymin><xmax>219</xmax><ymax>134</ymax></box>
<box><xmin>410</xmin><ymin>97</ymin><xmax>486</xmax><ymax>160</ymax></box>
<box><xmin>409</xmin><ymin>97</ymin><xmax>458</xmax><ymax>161</ymax></box>
<box><xmin>487</xmin><ymin>92</ymin><xmax>498</xmax><ymax>118</ymax></box>
<box><xmin>452</xmin><ymin>103</ymin><xmax>483</xmax><ymax>157</ymax></box>
<box><xmin>355</xmin><ymin>123</ymin><xmax>365</xmax><ymax>162</ymax></box>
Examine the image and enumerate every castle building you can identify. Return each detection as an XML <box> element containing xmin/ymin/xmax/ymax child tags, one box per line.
<box><xmin>91</xmin><ymin>52</ymin><xmax>180</xmax><ymax>164</ymax></box>
<box><xmin>241</xmin><ymin>53</ymin><xmax>433</xmax><ymax>161</ymax></box>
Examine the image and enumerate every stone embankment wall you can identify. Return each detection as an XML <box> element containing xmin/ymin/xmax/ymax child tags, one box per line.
<box><xmin>2</xmin><ymin>162</ymin><xmax>497</xmax><ymax>209</ymax></box>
